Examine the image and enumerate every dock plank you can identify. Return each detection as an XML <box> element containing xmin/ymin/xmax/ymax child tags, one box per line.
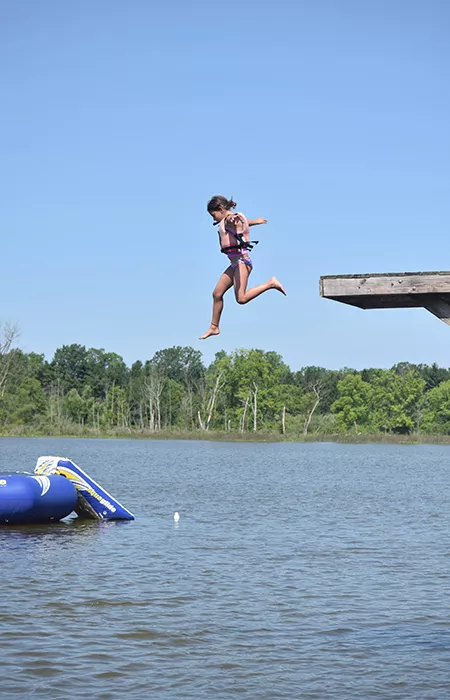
<box><xmin>319</xmin><ymin>271</ymin><xmax>450</xmax><ymax>323</ymax></box>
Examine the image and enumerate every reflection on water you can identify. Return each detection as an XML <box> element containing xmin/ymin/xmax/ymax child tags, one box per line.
<box><xmin>1</xmin><ymin>437</ymin><xmax>450</xmax><ymax>699</ymax></box>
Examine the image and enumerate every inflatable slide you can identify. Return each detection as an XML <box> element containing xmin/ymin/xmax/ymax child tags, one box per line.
<box><xmin>0</xmin><ymin>456</ymin><xmax>134</xmax><ymax>524</ymax></box>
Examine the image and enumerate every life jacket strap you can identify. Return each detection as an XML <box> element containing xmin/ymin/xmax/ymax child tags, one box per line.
<box><xmin>221</xmin><ymin>234</ymin><xmax>259</xmax><ymax>254</ymax></box>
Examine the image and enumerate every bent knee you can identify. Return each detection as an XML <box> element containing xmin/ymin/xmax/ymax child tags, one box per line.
<box><xmin>236</xmin><ymin>296</ymin><xmax>248</xmax><ymax>305</ymax></box>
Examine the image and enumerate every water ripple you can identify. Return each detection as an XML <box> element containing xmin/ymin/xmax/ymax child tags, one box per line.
<box><xmin>1</xmin><ymin>438</ymin><xmax>450</xmax><ymax>699</ymax></box>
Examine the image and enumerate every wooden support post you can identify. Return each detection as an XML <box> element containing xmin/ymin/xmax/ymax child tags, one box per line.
<box><xmin>423</xmin><ymin>298</ymin><xmax>450</xmax><ymax>326</ymax></box>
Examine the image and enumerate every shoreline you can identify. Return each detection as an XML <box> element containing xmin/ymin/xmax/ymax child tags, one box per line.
<box><xmin>1</xmin><ymin>429</ymin><xmax>450</xmax><ymax>445</ymax></box>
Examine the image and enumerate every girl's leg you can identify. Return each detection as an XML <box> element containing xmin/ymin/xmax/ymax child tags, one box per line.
<box><xmin>199</xmin><ymin>267</ymin><xmax>234</xmax><ymax>339</ymax></box>
<box><xmin>233</xmin><ymin>264</ymin><xmax>287</xmax><ymax>304</ymax></box>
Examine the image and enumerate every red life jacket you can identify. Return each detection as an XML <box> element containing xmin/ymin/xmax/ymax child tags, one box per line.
<box><xmin>218</xmin><ymin>212</ymin><xmax>258</xmax><ymax>255</ymax></box>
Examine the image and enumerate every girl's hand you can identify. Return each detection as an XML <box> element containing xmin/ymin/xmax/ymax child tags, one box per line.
<box><xmin>248</xmin><ymin>218</ymin><xmax>267</xmax><ymax>226</ymax></box>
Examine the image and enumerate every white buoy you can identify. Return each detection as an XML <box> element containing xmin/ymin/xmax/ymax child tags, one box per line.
<box><xmin>173</xmin><ymin>511</ymin><xmax>180</xmax><ymax>522</ymax></box>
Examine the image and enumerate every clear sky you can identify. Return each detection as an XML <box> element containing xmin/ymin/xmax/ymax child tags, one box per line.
<box><xmin>2</xmin><ymin>0</ymin><xmax>449</xmax><ymax>372</ymax></box>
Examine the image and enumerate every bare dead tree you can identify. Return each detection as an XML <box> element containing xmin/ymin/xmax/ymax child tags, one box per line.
<box><xmin>184</xmin><ymin>381</ymin><xmax>195</xmax><ymax>429</ymax></box>
<box><xmin>0</xmin><ymin>323</ymin><xmax>20</xmax><ymax>397</ymax></box>
<box><xmin>251</xmin><ymin>382</ymin><xmax>258</xmax><ymax>432</ymax></box>
<box><xmin>240</xmin><ymin>393</ymin><xmax>250</xmax><ymax>433</ymax></box>
<box><xmin>118</xmin><ymin>389</ymin><xmax>130</xmax><ymax>429</ymax></box>
<box><xmin>303</xmin><ymin>382</ymin><xmax>322</xmax><ymax>437</ymax></box>
<box><xmin>49</xmin><ymin>382</ymin><xmax>65</xmax><ymax>426</ymax></box>
<box><xmin>144</xmin><ymin>369</ymin><xmax>165</xmax><ymax>432</ymax></box>
<box><xmin>198</xmin><ymin>372</ymin><xmax>224</xmax><ymax>431</ymax></box>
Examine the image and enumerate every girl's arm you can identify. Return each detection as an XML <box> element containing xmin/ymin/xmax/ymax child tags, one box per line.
<box><xmin>248</xmin><ymin>218</ymin><xmax>267</xmax><ymax>226</ymax></box>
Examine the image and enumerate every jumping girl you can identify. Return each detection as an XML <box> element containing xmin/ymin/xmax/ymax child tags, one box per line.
<box><xmin>200</xmin><ymin>196</ymin><xmax>286</xmax><ymax>340</ymax></box>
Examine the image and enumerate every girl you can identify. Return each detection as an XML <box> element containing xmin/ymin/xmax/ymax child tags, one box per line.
<box><xmin>200</xmin><ymin>196</ymin><xmax>286</xmax><ymax>340</ymax></box>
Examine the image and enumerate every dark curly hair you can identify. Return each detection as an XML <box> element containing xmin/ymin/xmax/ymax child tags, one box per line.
<box><xmin>207</xmin><ymin>195</ymin><xmax>237</xmax><ymax>213</ymax></box>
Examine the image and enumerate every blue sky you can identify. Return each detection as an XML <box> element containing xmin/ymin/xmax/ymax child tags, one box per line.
<box><xmin>2</xmin><ymin>0</ymin><xmax>449</xmax><ymax>372</ymax></box>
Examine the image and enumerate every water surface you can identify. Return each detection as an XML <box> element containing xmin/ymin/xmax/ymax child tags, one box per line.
<box><xmin>1</xmin><ymin>438</ymin><xmax>449</xmax><ymax>698</ymax></box>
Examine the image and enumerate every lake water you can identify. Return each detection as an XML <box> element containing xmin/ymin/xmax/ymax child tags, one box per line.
<box><xmin>1</xmin><ymin>437</ymin><xmax>450</xmax><ymax>699</ymax></box>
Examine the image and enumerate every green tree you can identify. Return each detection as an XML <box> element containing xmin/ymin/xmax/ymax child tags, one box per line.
<box><xmin>149</xmin><ymin>347</ymin><xmax>205</xmax><ymax>386</ymax></box>
<box><xmin>221</xmin><ymin>349</ymin><xmax>288</xmax><ymax>431</ymax></box>
<box><xmin>274</xmin><ymin>383</ymin><xmax>309</xmax><ymax>434</ymax></box>
<box><xmin>293</xmin><ymin>366</ymin><xmax>349</xmax><ymax>414</ymax></box>
<box><xmin>128</xmin><ymin>360</ymin><xmax>145</xmax><ymax>429</ymax></box>
<box><xmin>421</xmin><ymin>380</ymin><xmax>450</xmax><ymax>434</ymax></box>
<box><xmin>63</xmin><ymin>388</ymin><xmax>89</xmax><ymax>426</ymax></box>
<box><xmin>9</xmin><ymin>378</ymin><xmax>47</xmax><ymax>425</ymax></box>
<box><xmin>369</xmin><ymin>369</ymin><xmax>425</xmax><ymax>434</ymax></box>
<box><xmin>51</xmin><ymin>344</ymin><xmax>89</xmax><ymax>393</ymax></box>
<box><xmin>160</xmin><ymin>378</ymin><xmax>185</xmax><ymax>429</ymax></box>
<box><xmin>418</xmin><ymin>362</ymin><xmax>450</xmax><ymax>391</ymax></box>
<box><xmin>86</xmin><ymin>348</ymin><xmax>129</xmax><ymax>399</ymax></box>
<box><xmin>332</xmin><ymin>373</ymin><xmax>372</xmax><ymax>432</ymax></box>
<box><xmin>102</xmin><ymin>385</ymin><xmax>130</xmax><ymax>428</ymax></box>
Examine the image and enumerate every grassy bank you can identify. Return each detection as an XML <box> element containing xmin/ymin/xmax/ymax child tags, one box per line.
<box><xmin>2</xmin><ymin>426</ymin><xmax>450</xmax><ymax>445</ymax></box>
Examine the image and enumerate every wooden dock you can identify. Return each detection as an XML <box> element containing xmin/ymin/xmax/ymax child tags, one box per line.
<box><xmin>319</xmin><ymin>271</ymin><xmax>450</xmax><ymax>325</ymax></box>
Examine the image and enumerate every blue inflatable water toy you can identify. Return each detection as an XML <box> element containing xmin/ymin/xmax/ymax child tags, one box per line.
<box><xmin>0</xmin><ymin>455</ymin><xmax>135</xmax><ymax>525</ymax></box>
<box><xmin>34</xmin><ymin>455</ymin><xmax>134</xmax><ymax>521</ymax></box>
<box><xmin>0</xmin><ymin>473</ymin><xmax>78</xmax><ymax>524</ymax></box>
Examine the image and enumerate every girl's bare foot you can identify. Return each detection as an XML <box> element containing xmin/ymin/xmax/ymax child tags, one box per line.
<box><xmin>199</xmin><ymin>324</ymin><xmax>220</xmax><ymax>340</ymax></box>
<box><xmin>270</xmin><ymin>277</ymin><xmax>287</xmax><ymax>296</ymax></box>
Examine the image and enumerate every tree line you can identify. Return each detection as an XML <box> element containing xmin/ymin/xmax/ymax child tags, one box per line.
<box><xmin>1</xmin><ymin>327</ymin><xmax>450</xmax><ymax>437</ymax></box>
